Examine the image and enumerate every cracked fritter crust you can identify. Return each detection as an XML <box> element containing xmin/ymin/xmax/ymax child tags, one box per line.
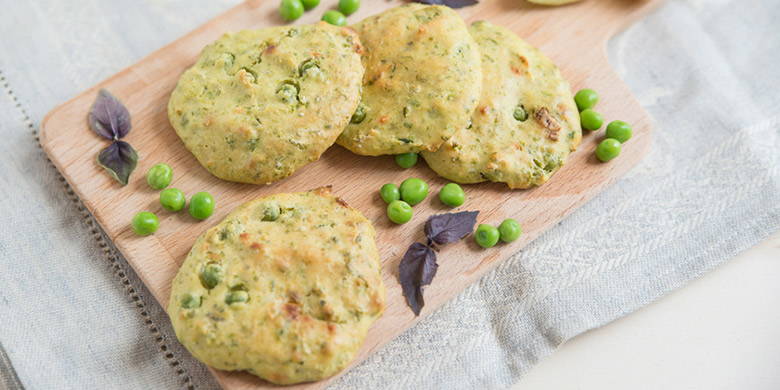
<box><xmin>336</xmin><ymin>4</ymin><xmax>482</xmax><ymax>156</ymax></box>
<box><xmin>168</xmin><ymin>24</ymin><xmax>364</xmax><ymax>184</ymax></box>
<box><xmin>422</xmin><ymin>21</ymin><xmax>582</xmax><ymax>188</ymax></box>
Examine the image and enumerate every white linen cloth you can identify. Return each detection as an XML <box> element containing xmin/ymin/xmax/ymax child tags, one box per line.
<box><xmin>0</xmin><ymin>0</ymin><xmax>777</xmax><ymax>389</ymax></box>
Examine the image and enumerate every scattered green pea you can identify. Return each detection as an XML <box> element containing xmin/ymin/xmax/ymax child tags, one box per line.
<box><xmin>574</xmin><ymin>89</ymin><xmax>599</xmax><ymax>112</ymax></box>
<box><xmin>338</xmin><ymin>0</ymin><xmax>360</xmax><ymax>15</ymax></box>
<box><xmin>225</xmin><ymin>290</ymin><xmax>249</xmax><ymax>305</ymax></box>
<box><xmin>498</xmin><ymin>218</ymin><xmax>522</xmax><ymax>243</ymax></box>
<box><xmin>200</xmin><ymin>263</ymin><xmax>224</xmax><ymax>289</ymax></box>
<box><xmin>146</xmin><ymin>163</ymin><xmax>173</xmax><ymax>190</ymax></box>
<box><xmin>380</xmin><ymin>183</ymin><xmax>400</xmax><ymax>204</ymax></box>
<box><xmin>159</xmin><ymin>188</ymin><xmax>186</xmax><ymax>212</ymax></box>
<box><xmin>395</xmin><ymin>153</ymin><xmax>418</xmax><ymax>169</ymax></box>
<box><xmin>596</xmin><ymin>138</ymin><xmax>621</xmax><ymax>162</ymax></box>
<box><xmin>321</xmin><ymin>10</ymin><xmax>347</xmax><ymax>26</ymax></box>
<box><xmin>580</xmin><ymin>109</ymin><xmax>604</xmax><ymax>131</ymax></box>
<box><xmin>131</xmin><ymin>211</ymin><xmax>159</xmax><ymax>236</ymax></box>
<box><xmin>475</xmin><ymin>224</ymin><xmax>500</xmax><ymax>249</ymax></box>
<box><xmin>189</xmin><ymin>192</ymin><xmax>215</xmax><ymax>220</ymax></box>
<box><xmin>399</xmin><ymin>178</ymin><xmax>429</xmax><ymax>206</ymax></box>
<box><xmin>605</xmin><ymin>120</ymin><xmax>633</xmax><ymax>143</ymax></box>
<box><xmin>301</xmin><ymin>0</ymin><xmax>320</xmax><ymax>10</ymax></box>
<box><xmin>439</xmin><ymin>183</ymin><xmax>465</xmax><ymax>207</ymax></box>
<box><xmin>180</xmin><ymin>293</ymin><xmax>202</xmax><ymax>309</ymax></box>
<box><xmin>387</xmin><ymin>200</ymin><xmax>413</xmax><ymax>224</ymax></box>
<box><xmin>279</xmin><ymin>0</ymin><xmax>304</xmax><ymax>21</ymax></box>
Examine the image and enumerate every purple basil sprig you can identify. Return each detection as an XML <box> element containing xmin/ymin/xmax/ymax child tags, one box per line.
<box><xmin>399</xmin><ymin>211</ymin><xmax>479</xmax><ymax>315</ymax></box>
<box><xmin>412</xmin><ymin>0</ymin><xmax>478</xmax><ymax>9</ymax></box>
<box><xmin>89</xmin><ymin>89</ymin><xmax>137</xmax><ymax>185</ymax></box>
<box><xmin>425</xmin><ymin>211</ymin><xmax>478</xmax><ymax>246</ymax></box>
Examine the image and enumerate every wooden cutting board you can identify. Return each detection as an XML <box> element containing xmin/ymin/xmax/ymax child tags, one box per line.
<box><xmin>40</xmin><ymin>0</ymin><xmax>660</xmax><ymax>388</ymax></box>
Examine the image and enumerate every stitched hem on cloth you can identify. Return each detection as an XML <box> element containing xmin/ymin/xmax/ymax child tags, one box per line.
<box><xmin>0</xmin><ymin>69</ymin><xmax>196</xmax><ymax>390</ymax></box>
<box><xmin>0</xmin><ymin>341</ymin><xmax>24</xmax><ymax>390</ymax></box>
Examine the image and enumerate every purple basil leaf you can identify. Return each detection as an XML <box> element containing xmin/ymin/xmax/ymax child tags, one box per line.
<box><xmin>399</xmin><ymin>242</ymin><xmax>438</xmax><ymax>316</ymax></box>
<box><xmin>425</xmin><ymin>211</ymin><xmax>479</xmax><ymax>246</ymax></box>
<box><xmin>412</xmin><ymin>0</ymin><xmax>478</xmax><ymax>8</ymax></box>
<box><xmin>97</xmin><ymin>141</ymin><xmax>138</xmax><ymax>186</ymax></box>
<box><xmin>88</xmin><ymin>89</ymin><xmax>131</xmax><ymax>140</ymax></box>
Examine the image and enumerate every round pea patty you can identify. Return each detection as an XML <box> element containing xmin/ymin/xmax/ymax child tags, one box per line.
<box><xmin>422</xmin><ymin>21</ymin><xmax>582</xmax><ymax>188</ymax></box>
<box><xmin>168</xmin><ymin>24</ymin><xmax>364</xmax><ymax>184</ymax></box>
<box><xmin>336</xmin><ymin>4</ymin><xmax>482</xmax><ymax>156</ymax></box>
<box><xmin>168</xmin><ymin>187</ymin><xmax>385</xmax><ymax>384</ymax></box>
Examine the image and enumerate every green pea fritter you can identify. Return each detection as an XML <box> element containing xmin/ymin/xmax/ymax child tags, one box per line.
<box><xmin>422</xmin><ymin>21</ymin><xmax>582</xmax><ymax>188</ymax></box>
<box><xmin>336</xmin><ymin>4</ymin><xmax>482</xmax><ymax>156</ymax></box>
<box><xmin>168</xmin><ymin>24</ymin><xmax>364</xmax><ymax>184</ymax></box>
<box><xmin>168</xmin><ymin>187</ymin><xmax>386</xmax><ymax>385</ymax></box>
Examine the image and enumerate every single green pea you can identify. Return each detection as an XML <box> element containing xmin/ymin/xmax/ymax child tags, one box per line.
<box><xmin>200</xmin><ymin>263</ymin><xmax>224</xmax><ymax>289</ymax></box>
<box><xmin>399</xmin><ymin>177</ymin><xmax>429</xmax><ymax>206</ymax></box>
<box><xmin>301</xmin><ymin>0</ymin><xmax>319</xmax><ymax>10</ymax></box>
<box><xmin>596</xmin><ymin>138</ymin><xmax>622</xmax><ymax>162</ymax></box>
<box><xmin>380</xmin><ymin>183</ymin><xmax>400</xmax><ymax>204</ymax></box>
<box><xmin>321</xmin><ymin>10</ymin><xmax>347</xmax><ymax>26</ymax></box>
<box><xmin>180</xmin><ymin>293</ymin><xmax>202</xmax><ymax>309</ymax></box>
<box><xmin>395</xmin><ymin>153</ymin><xmax>418</xmax><ymax>169</ymax></box>
<box><xmin>262</xmin><ymin>203</ymin><xmax>281</xmax><ymax>221</ymax></box>
<box><xmin>387</xmin><ymin>200</ymin><xmax>413</xmax><ymax>224</ymax></box>
<box><xmin>574</xmin><ymin>89</ymin><xmax>599</xmax><ymax>112</ymax></box>
<box><xmin>605</xmin><ymin>120</ymin><xmax>633</xmax><ymax>143</ymax></box>
<box><xmin>189</xmin><ymin>192</ymin><xmax>215</xmax><ymax>220</ymax></box>
<box><xmin>159</xmin><ymin>188</ymin><xmax>186</xmax><ymax>212</ymax></box>
<box><xmin>338</xmin><ymin>0</ymin><xmax>360</xmax><ymax>15</ymax></box>
<box><xmin>279</xmin><ymin>0</ymin><xmax>304</xmax><ymax>21</ymax></box>
<box><xmin>131</xmin><ymin>211</ymin><xmax>159</xmax><ymax>236</ymax></box>
<box><xmin>580</xmin><ymin>109</ymin><xmax>604</xmax><ymax>131</ymax></box>
<box><xmin>498</xmin><ymin>218</ymin><xmax>522</xmax><ymax>243</ymax></box>
<box><xmin>439</xmin><ymin>183</ymin><xmax>465</xmax><ymax>207</ymax></box>
<box><xmin>146</xmin><ymin>163</ymin><xmax>173</xmax><ymax>190</ymax></box>
<box><xmin>225</xmin><ymin>290</ymin><xmax>249</xmax><ymax>305</ymax></box>
<box><xmin>475</xmin><ymin>224</ymin><xmax>500</xmax><ymax>248</ymax></box>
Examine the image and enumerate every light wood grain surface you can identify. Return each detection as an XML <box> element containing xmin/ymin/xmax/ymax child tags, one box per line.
<box><xmin>39</xmin><ymin>0</ymin><xmax>660</xmax><ymax>388</ymax></box>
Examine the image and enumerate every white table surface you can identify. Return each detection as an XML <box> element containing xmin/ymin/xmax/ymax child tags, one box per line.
<box><xmin>513</xmin><ymin>230</ymin><xmax>780</xmax><ymax>390</ymax></box>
